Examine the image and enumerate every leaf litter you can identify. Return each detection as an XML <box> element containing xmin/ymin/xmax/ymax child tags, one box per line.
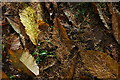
<box><xmin>2</xmin><ymin>2</ymin><xmax>120</xmax><ymax>80</ymax></box>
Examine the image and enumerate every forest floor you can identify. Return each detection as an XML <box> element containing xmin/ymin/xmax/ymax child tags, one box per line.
<box><xmin>1</xmin><ymin>2</ymin><xmax>120</xmax><ymax>80</ymax></box>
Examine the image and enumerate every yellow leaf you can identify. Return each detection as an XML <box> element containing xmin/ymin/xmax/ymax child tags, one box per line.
<box><xmin>19</xmin><ymin>7</ymin><xmax>40</xmax><ymax>45</ymax></box>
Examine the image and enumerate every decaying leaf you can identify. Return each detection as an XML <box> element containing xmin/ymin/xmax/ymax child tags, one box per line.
<box><xmin>19</xmin><ymin>6</ymin><xmax>40</xmax><ymax>45</ymax></box>
<box><xmin>108</xmin><ymin>3</ymin><xmax>120</xmax><ymax>45</ymax></box>
<box><xmin>80</xmin><ymin>50</ymin><xmax>119</xmax><ymax>79</ymax></box>
<box><xmin>8</xmin><ymin>49</ymin><xmax>39</xmax><ymax>76</ymax></box>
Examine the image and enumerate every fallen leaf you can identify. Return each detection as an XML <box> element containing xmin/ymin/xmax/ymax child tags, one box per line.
<box><xmin>53</xmin><ymin>18</ymin><xmax>73</xmax><ymax>61</ymax></box>
<box><xmin>6</xmin><ymin>17</ymin><xmax>21</xmax><ymax>35</ymax></box>
<box><xmin>108</xmin><ymin>3</ymin><xmax>120</xmax><ymax>44</ymax></box>
<box><xmin>80</xmin><ymin>50</ymin><xmax>119</xmax><ymax>79</ymax></box>
<box><xmin>8</xmin><ymin>49</ymin><xmax>39</xmax><ymax>76</ymax></box>
<box><xmin>19</xmin><ymin>6</ymin><xmax>40</xmax><ymax>45</ymax></box>
<box><xmin>6</xmin><ymin>17</ymin><xmax>26</xmax><ymax>46</ymax></box>
<box><xmin>20</xmin><ymin>50</ymin><xmax>39</xmax><ymax>76</ymax></box>
<box><xmin>30</xmin><ymin>2</ymin><xmax>44</xmax><ymax>21</ymax></box>
<box><xmin>54</xmin><ymin>18</ymin><xmax>69</xmax><ymax>41</ymax></box>
<box><xmin>54</xmin><ymin>18</ymin><xmax>74</xmax><ymax>51</ymax></box>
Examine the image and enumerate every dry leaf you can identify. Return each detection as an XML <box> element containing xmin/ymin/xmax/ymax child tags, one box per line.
<box><xmin>54</xmin><ymin>18</ymin><xmax>69</xmax><ymax>41</ymax></box>
<box><xmin>19</xmin><ymin>6</ymin><xmax>40</xmax><ymax>45</ymax></box>
<box><xmin>30</xmin><ymin>2</ymin><xmax>44</xmax><ymax>21</ymax></box>
<box><xmin>8</xmin><ymin>49</ymin><xmax>39</xmax><ymax>76</ymax></box>
<box><xmin>20</xmin><ymin>50</ymin><xmax>39</xmax><ymax>76</ymax></box>
<box><xmin>80</xmin><ymin>50</ymin><xmax>119</xmax><ymax>79</ymax></box>
<box><xmin>6</xmin><ymin>17</ymin><xmax>26</xmax><ymax>46</ymax></box>
<box><xmin>108</xmin><ymin>3</ymin><xmax>120</xmax><ymax>44</ymax></box>
<box><xmin>54</xmin><ymin>18</ymin><xmax>73</xmax><ymax>51</ymax></box>
<box><xmin>6</xmin><ymin>17</ymin><xmax>21</xmax><ymax>35</ymax></box>
<box><xmin>112</xmin><ymin>11</ymin><xmax>120</xmax><ymax>44</ymax></box>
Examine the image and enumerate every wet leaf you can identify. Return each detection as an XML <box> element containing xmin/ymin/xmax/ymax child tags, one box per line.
<box><xmin>80</xmin><ymin>50</ymin><xmax>119</xmax><ymax>79</ymax></box>
<box><xmin>19</xmin><ymin>6</ymin><xmax>40</xmax><ymax>45</ymax></box>
<box><xmin>8</xmin><ymin>49</ymin><xmax>39</xmax><ymax>76</ymax></box>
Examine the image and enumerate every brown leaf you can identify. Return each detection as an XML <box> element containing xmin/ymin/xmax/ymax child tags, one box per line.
<box><xmin>80</xmin><ymin>50</ymin><xmax>119</xmax><ymax>79</ymax></box>
<box><xmin>54</xmin><ymin>18</ymin><xmax>69</xmax><ymax>41</ymax></box>
<box><xmin>108</xmin><ymin>3</ymin><xmax>120</xmax><ymax>44</ymax></box>
<box><xmin>37</xmin><ymin>20</ymin><xmax>50</xmax><ymax>31</ymax></box>
<box><xmin>53</xmin><ymin>18</ymin><xmax>73</xmax><ymax>61</ymax></box>
<box><xmin>6</xmin><ymin>17</ymin><xmax>21</xmax><ymax>35</ymax></box>
<box><xmin>5</xmin><ymin>34</ymin><xmax>23</xmax><ymax>50</ymax></box>
<box><xmin>67</xmin><ymin>55</ymin><xmax>77</xmax><ymax>80</ymax></box>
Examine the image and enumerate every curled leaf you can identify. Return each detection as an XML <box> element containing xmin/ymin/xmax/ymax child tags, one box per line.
<box><xmin>19</xmin><ymin>6</ymin><xmax>40</xmax><ymax>45</ymax></box>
